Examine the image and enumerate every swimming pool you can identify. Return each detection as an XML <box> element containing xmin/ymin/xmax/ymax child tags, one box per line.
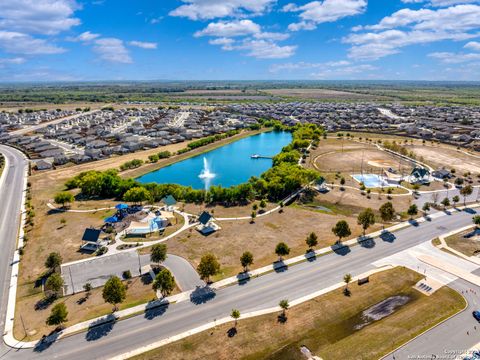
<box><xmin>351</xmin><ymin>174</ymin><xmax>388</xmax><ymax>188</ymax></box>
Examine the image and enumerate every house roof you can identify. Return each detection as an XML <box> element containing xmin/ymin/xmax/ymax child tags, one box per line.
<box><xmin>411</xmin><ymin>167</ymin><xmax>430</xmax><ymax>178</ymax></box>
<box><xmin>82</xmin><ymin>228</ymin><xmax>101</xmax><ymax>243</ymax></box>
<box><xmin>198</xmin><ymin>211</ymin><xmax>212</xmax><ymax>225</ymax></box>
<box><xmin>161</xmin><ymin>195</ymin><xmax>177</xmax><ymax>207</ymax></box>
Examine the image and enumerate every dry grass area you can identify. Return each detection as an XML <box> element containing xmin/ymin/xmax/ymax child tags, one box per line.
<box><xmin>445</xmin><ymin>227</ymin><xmax>480</xmax><ymax>257</ymax></box>
<box><xmin>14</xmin><ymin>275</ymin><xmax>161</xmax><ymax>341</ymax></box>
<box><xmin>147</xmin><ymin>206</ymin><xmax>376</xmax><ymax>280</ymax></box>
<box><xmin>301</xmin><ymin>190</ymin><xmax>412</xmax><ymax>217</ymax></box>
<box><xmin>21</xmin><ymin>205</ymin><xmax>115</xmax><ymax>285</ymax></box>
<box><xmin>409</xmin><ymin>144</ymin><xmax>480</xmax><ymax>175</ymax></box>
<box><xmin>309</xmin><ymin>138</ymin><xmax>413</xmax><ymax>175</ymax></box>
<box><xmin>262</xmin><ymin>88</ymin><xmax>384</xmax><ymax>100</ymax></box>
<box><xmin>132</xmin><ymin>267</ymin><xmax>465</xmax><ymax>360</ymax></box>
<box><xmin>181</xmin><ymin>201</ymin><xmax>277</xmax><ymax>218</ymax></box>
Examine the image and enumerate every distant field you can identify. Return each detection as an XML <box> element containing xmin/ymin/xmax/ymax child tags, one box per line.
<box><xmin>262</xmin><ymin>88</ymin><xmax>386</xmax><ymax>101</ymax></box>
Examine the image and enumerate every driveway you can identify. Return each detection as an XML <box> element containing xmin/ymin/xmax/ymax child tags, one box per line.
<box><xmin>61</xmin><ymin>252</ymin><xmax>202</xmax><ymax>295</ymax></box>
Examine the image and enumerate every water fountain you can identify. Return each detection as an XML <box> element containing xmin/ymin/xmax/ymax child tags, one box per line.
<box><xmin>198</xmin><ymin>157</ymin><xmax>216</xmax><ymax>190</ymax></box>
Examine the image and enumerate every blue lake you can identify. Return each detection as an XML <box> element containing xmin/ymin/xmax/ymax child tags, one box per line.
<box><xmin>136</xmin><ymin>131</ymin><xmax>292</xmax><ymax>189</ymax></box>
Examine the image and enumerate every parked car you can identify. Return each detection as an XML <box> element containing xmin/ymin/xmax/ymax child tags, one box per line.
<box><xmin>472</xmin><ymin>310</ymin><xmax>480</xmax><ymax>321</ymax></box>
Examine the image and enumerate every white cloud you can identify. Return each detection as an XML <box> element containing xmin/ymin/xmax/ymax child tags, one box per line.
<box><xmin>269</xmin><ymin>60</ymin><xmax>376</xmax><ymax>79</ymax></box>
<box><xmin>236</xmin><ymin>39</ymin><xmax>296</xmax><ymax>59</ymax></box>
<box><xmin>402</xmin><ymin>0</ymin><xmax>480</xmax><ymax>6</ymax></box>
<box><xmin>254</xmin><ymin>32</ymin><xmax>290</xmax><ymax>41</ymax></box>
<box><xmin>429</xmin><ymin>51</ymin><xmax>480</xmax><ymax>63</ymax></box>
<box><xmin>128</xmin><ymin>41</ymin><xmax>157</xmax><ymax>49</ymax></box>
<box><xmin>0</xmin><ymin>0</ymin><xmax>81</xmax><ymax>35</ymax></box>
<box><xmin>170</xmin><ymin>0</ymin><xmax>275</xmax><ymax>20</ymax></box>
<box><xmin>68</xmin><ymin>31</ymin><xmax>100</xmax><ymax>42</ymax></box>
<box><xmin>344</xmin><ymin>4</ymin><xmax>480</xmax><ymax>60</ymax></box>
<box><xmin>286</xmin><ymin>0</ymin><xmax>367</xmax><ymax>32</ymax></box>
<box><xmin>208</xmin><ymin>37</ymin><xmax>235</xmax><ymax>50</ymax></box>
<box><xmin>311</xmin><ymin>64</ymin><xmax>376</xmax><ymax>79</ymax></box>
<box><xmin>0</xmin><ymin>57</ymin><xmax>26</xmax><ymax>65</ymax></box>
<box><xmin>465</xmin><ymin>41</ymin><xmax>480</xmax><ymax>51</ymax></box>
<box><xmin>0</xmin><ymin>31</ymin><xmax>65</xmax><ymax>54</ymax></box>
<box><xmin>195</xmin><ymin>20</ymin><xmax>261</xmax><ymax>38</ymax></box>
<box><xmin>93</xmin><ymin>38</ymin><xmax>132</xmax><ymax>63</ymax></box>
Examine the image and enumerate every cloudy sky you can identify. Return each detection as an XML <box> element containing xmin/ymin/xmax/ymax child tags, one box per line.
<box><xmin>0</xmin><ymin>0</ymin><xmax>480</xmax><ymax>81</ymax></box>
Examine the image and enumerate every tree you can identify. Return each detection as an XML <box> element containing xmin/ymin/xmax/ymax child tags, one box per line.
<box><xmin>332</xmin><ymin>220</ymin><xmax>351</xmax><ymax>243</ymax></box>
<box><xmin>153</xmin><ymin>269</ymin><xmax>175</xmax><ymax>297</ymax></box>
<box><xmin>231</xmin><ymin>309</ymin><xmax>240</xmax><ymax>328</ymax></box>
<box><xmin>379</xmin><ymin>202</ymin><xmax>395</xmax><ymax>224</ymax></box>
<box><xmin>452</xmin><ymin>195</ymin><xmax>460</xmax><ymax>207</ymax></box>
<box><xmin>357</xmin><ymin>208</ymin><xmax>376</xmax><ymax>235</ymax></box>
<box><xmin>102</xmin><ymin>276</ymin><xmax>126</xmax><ymax>311</ymax></box>
<box><xmin>46</xmin><ymin>303</ymin><xmax>68</xmax><ymax>327</ymax></box>
<box><xmin>340</xmin><ymin>177</ymin><xmax>346</xmax><ymax>189</ymax></box>
<box><xmin>54</xmin><ymin>192</ymin><xmax>74</xmax><ymax>207</ymax></box>
<box><xmin>240</xmin><ymin>251</ymin><xmax>254</xmax><ymax>272</ymax></box>
<box><xmin>123</xmin><ymin>187</ymin><xmax>151</xmax><ymax>204</ymax></box>
<box><xmin>279</xmin><ymin>299</ymin><xmax>289</xmax><ymax>317</ymax></box>
<box><xmin>148</xmin><ymin>154</ymin><xmax>159</xmax><ymax>163</ymax></box>
<box><xmin>150</xmin><ymin>243</ymin><xmax>167</xmax><ymax>265</ymax></box>
<box><xmin>441</xmin><ymin>197</ymin><xmax>450</xmax><ymax>209</ymax></box>
<box><xmin>197</xmin><ymin>253</ymin><xmax>221</xmax><ymax>283</ymax></box>
<box><xmin>305</xmin><ymin>232</ymin><xmax>318</xmax><ymax>251</ymax></box>
<box><xmin>412</xmin><ymin>184</ymin><xmax>420</xmax><ymax>193</ymax></box>
<box><xmin>252</xmin><ymin>203</ymin><xmax>258</xmax><ymax>211</ymax></box>
<box><xmin>344</xmin><ymin>273</ymin><xmax>352</xmax><ymax>289</ymax></box>
<box><xmin>45</xmin><ymin>252</ymin><xmax>63</xmax><ymax>272</ymax></box>
<box><xmin>45</xmin><ymin>273</ymin><xmax>64</xmax><ymax>295</ymax></box>
<box><xmin>259</xmin><ymin>199</ymin><xmax>267</xmax><ymax>211</ymax></box>
<box><xmin>83</xmin><ymin>283</ymin><xmax>92</xmax><ymax>298</ymax></box>
<box><xmin>422</xmin><ymin>202</ymin><xmax>431</xmax><ymax>215</ymax></box>
<box><xmin>407</xmin><ymin>204</ymin><xmax>418</xmax><ymax>219</ymax></box>
<box><xmin>473</xmin><ymin>215</ymin><xmax>480</xmax><ymax>228</ymax></box>
<box><xmin>460</xmin><ymin>185</ymin><xmax>473</xmax><ymax>206</ymax></box>
<box><xmin>275</xmin><ymin>242</ymin><xmax>290</xmax><ymax>262</ymax></box>
<box><xmin>250</xmin><ymin>210</ymin><xmax>256</xmax><ymax>223</ymax></box>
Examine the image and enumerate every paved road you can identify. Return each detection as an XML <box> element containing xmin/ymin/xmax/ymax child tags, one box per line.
<box><xmin>1</xmin><ymin>145</ymin><xmax>480</xmax><ymax>359</ymax></box>
<box><xmin>62</xmin><ymin>253</ymin><xmax>203</xmax><ymax>295</ymax></box>
<box><xmin>0</xmin><ymin>146</ymin><xmax>27</xmax><ymax>340</ymax></box>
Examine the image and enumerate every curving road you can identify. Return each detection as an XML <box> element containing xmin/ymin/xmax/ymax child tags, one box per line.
<box><xmin>1</xmin><ymin>144</ymin><xmax>480</xmax><ymax>359</ymax></box>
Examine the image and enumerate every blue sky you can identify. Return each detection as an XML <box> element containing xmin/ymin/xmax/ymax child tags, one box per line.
<box><xmin>0</xmin><ymin>0</ymin><xmax>480</xmax><ymax>81</ymax></box>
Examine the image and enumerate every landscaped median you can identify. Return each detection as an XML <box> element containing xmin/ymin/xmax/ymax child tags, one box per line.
<box><xmin>122</xmin><ymin>266</ymin><xmax>466</xmax><ymax>360</ymax></box>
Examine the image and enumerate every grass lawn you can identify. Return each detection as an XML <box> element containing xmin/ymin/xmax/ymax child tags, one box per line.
<box><xmin>14</xmin><ymin>274</ymin><xmax>165</xmax><ymax>341</ymax></box>
<box><xmin>445</xmin><ymin>227</ymin><xmax>480</xmax><ymax>257</ymax></box>
<box><xmin>130</xmin><ymin>267</ymin><xmax>465</xmax><ymax>360</ymax></box>
<box><xmin>140</xmin><ymin>205</ymin><xmax>371</xmax><ymax>281</ymax></box>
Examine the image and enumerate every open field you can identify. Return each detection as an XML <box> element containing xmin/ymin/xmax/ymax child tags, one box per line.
<box><xmin>131</xmin><ymin>267</ymin><xmax>465</xmax><ymax>360</ymax></box>
<box><xmin>142</xmin><ymin>205</ymin><xmax>381</xmax><ymax>281</ymax></box>
<box><xmin>14</xmin><ymin>274</ymin><xmax>164</xmax><ymax>341</ymax></box>
<box><xmin>0</xmin><ymin>102</ymin><xmax>105</xmax><ymax>112</ymax></box>
<box><xmin>445</xmin><ymin>227</ymin><xmax>480</xmax><ymax>257</ymax></box>
<box><xmin>262</xmin><ymin>88</ymin><xmax>389</xmax><ymax>101</ymax></box>
<box><xmin>409</xmin><ymin>144</ymin><xmax>480</xmax><ymax>175</ymax></box>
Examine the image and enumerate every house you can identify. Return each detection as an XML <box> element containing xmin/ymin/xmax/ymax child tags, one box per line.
<box><xmin>35</xmin><ymin>159</ymin><xmax>53</xmax><ymax>171</ymax></box>
<box><xmin>408</xmin><ymin>167</ymin><xmax>431</xmax><ymax>184</ymax></box>
<box><xmin>161</xmin><ymin>195</ymin><xmax>177</xmax><ymax>211</ymax></box>
<box><xmin>196</xmin><ymin>211</ymin><xmax>221</xmax><ymax>235</ymax></box>
<box><xmin>81</xmin><ymin>228</ymin><xmax>104</xmax><ymax>251</ymax></box>
<box><xmin>432</xmin><ymin>169</ymin><xmax>452</xmax><ymax>180</ymax></box>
